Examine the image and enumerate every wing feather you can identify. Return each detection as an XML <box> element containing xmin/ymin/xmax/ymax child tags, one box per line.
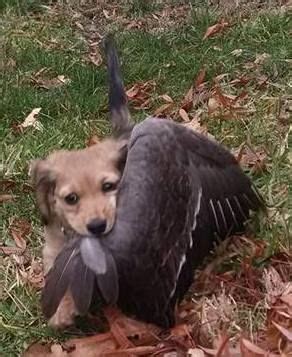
<box><xmin>41</xmin><ymin>239</ymin><xmax>79</xmax><ymax>319</ymax></box>
<box><xmin>70</xmin><ymin>259</ymin><xmax>95</xmax><ymax>315</ymax></box>
<box><xmin>96</xmin><ymin>249</ymin><xmax>119</xmax><ymax>305</ymax></box>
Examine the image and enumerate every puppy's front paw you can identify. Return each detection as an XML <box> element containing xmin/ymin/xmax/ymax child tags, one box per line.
<box><xmin>48</xmin><ymin>294</ymin><xmax>77</xmax><ymax>330</ymax></box>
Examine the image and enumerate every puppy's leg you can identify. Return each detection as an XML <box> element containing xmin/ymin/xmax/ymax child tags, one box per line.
<box><xmin>42</xmin><ymin>223</ymin><xmax>66</xmax><ymax>274</ymax></box>
<box><xmin>43</xmin><ymin>223</ymin><xmax>78</xmax><ymax>329</ymax></box>
<box><xmin>48</xmin><ymin>291</ymin><xmax>76</xmax><ymax>329</ymax></box>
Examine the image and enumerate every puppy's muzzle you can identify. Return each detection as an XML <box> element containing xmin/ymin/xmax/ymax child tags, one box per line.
<box><xmin>87</xmin><ymin>218</ymin><xmax>107</xmax><ymax>236</ymax></box>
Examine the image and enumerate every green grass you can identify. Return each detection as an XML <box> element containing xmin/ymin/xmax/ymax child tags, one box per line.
<box><xmin>0</xmin><ymin>0</ymin><xmax>50</xmax><ymax>14</ymax></box>
<box><xmin>0</xmin><ymin>1</ymin><xmax>291</xmax><ymax>355</ymax></box>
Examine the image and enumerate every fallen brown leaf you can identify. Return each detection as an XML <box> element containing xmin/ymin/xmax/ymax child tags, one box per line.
<box><xmin>208</xmin><ymin>85</ymin><xmax>249</xmax><ymax>118</ymax></box>
<box><xmin>208</xmin><ymin>97</ymin><xmax>221</xmax><ymax>113</ymax></box>
<box><xmin>278</xmin><ymin>95</ymin><xmax>292</xmax><ymax>125</ymax></box>
<box><xmin>181</xmin><ymin>86</ymin><xmax>194</xmax><ymax>112</ymax></box>
<box><xmin>213</xmin><ymin>86</ymin><xmax>233</xmax><ymax>108</ymax></box>
<box><xmin>230</xmin><ymin>75</ymin><xmax>251</xmax><ymax>87</ymax></box>
<box><xmin>213</xmin><ymin>73</ymin><xmax>229</xmax><ymax>83</ymax></box>
<box><xmin>201</xmin><ymin>335</ymin><xmax>274</xmax><ymax>357</ymax></box>
<box><xmin>126</xmin><ymin>85</ymin><xmax>139</xmax><ymax>99</ymax></box>
<box><xmin>255</xmin><ymin>75</ymin><xmax>269</xmax><ymax>89</ymax></box>
<box><xmin>18</xmin><ymin>108</ymin><xmax>42</xmax><ymax>131</ymax></box>
<box><xmin>233</xmin><ymin>145</ymin><xmax>267</xmax><ymax>173</ymax></box>
<box><xmin>266</xmin><ymin>290</ymin><xmax>292</xmax><ymax>352</ymax></box>
<box><xmin>181</xmin><ymin>68</ymin><xmax>207</xmax><ymax>112</ymax></box>
<box><xmin>170</xmin><ymin>323</ymin><xmax>195</xmax><ymax>349</ymax></box>
<box><xmin>233</xmin><ymin>91</ymin><xmax>248</xmax><ymax>105</ymax></box>
<box><xmin>0</xmin><ymin>194</ymin><xmax>14</xmax><ymax>203</ymax></box>
<box><xmin>178</xmin><ymin>108</ymin><xmax>190</xmax><ymax>122</ymax></box>
<box><xmin>32</xmin><ymin>74</ymin><xmax>70</xmax><ymax>90</ymax></box>
<box><xmin>0</xmin><ymin>246</ymin><xmax>24</xmax><ymax>256</ymax></box>
<box><xmin>183</xmin><ymin>117</ymin><xmax>207</xmax><ymax>133</ymax></box>
<box><xmin>103</xmin><ymin>9</ymin><xmax>111</xmax><ymax>19</ymax></box>
<box><xmin>88</xmin><ymin>50</ymin><xmax>103</xmax><ymax>67</ymax></box>
<box><xmin>126</xmin><ymin>80</ymin><xmax>156</xmax><ymax>109</ymax></box>
<box><xmin>22</xmin><ymin>342</ymin><xmax>52</xmax><ymax>357</ymax></box>
<box><xmin>212</xmin><ymin>333</ymin><xmax>231</xmax><ymax>357</ymax></box>
<box><xmin>19</xmin><ymin>259</ymin><xmax>44</xmax><ymax>289</ymax></box>
<box><xmin>126</xmin><ymin>19</ymin><xmax>143</xmax><ymax>30</ymax></box>
<box><xmin>200</xmin><ymin>344</ymin><xmax>241</xmax><ymax>356</ymax></box>
<box><xmin>23</xmin><ymin>332</ymin><xmax>161</xmax><ymax>357</ymax></box>
<box><xmin>22</xmin><ymin>183</ymin><xmax>34</xmax><ymax>194</ymax></box>
<box><xmin>231</xmin><ymin>49</ymin><xmax>243</xmax><ymax>57</ymax></box>
<box><xmin>193</xmin><ymin>82</ymin><xmax>209</xmax><ymax>111</ymax></box>
<box><xmin>103</xmin><ymin>306</ymin><xmax>161</xmax><ymax>347</ymax></box>
<box><xmin>280</xmin><ymin>293</ymin><xmax>292</xmax><ymax>307</ymax></box>
<box><xmin>240</xmin><ymin>337</ymin><xmax>270</xmax><ymax>356</ymax></box>
<box><xmin>33</xmin><ymin>67</ymin><xmax>48</xmax><ymax>78</ymax></box>
<box><xmin>105</xmin><ymin>346</ymin><xmax>158</xmax><ymax>355</ymax></box>
<box><xmin>86</xmin><ymin>135</ymin><xmax>101</xmax><ymax>147</ymax></box>
<box><xmin>272</xmin><ymin>321</ymin><xmax>292</xmax><ymax>342</ymax></box>
<box><xmin>9</xmin><ymin>218</ymin><xmax>31</xmax><ymax>251</ymax></box>
<box><xmin>203</xmin><ymin>20</ymin><xmax>229</xmax><ymax>40</ymax></box>
<box><xmin>154</xmin><ymin>103</ymin><xmax>173</xmax><ymax>116</ymax></box>
<box><xmin>23</xmin><ymin>303</ymin><xmax>199</xmax><ymax>356</ymax></box>
<box><xmin>138</xmin><ymin>98</ymin><xmax>152</xmax><ymax>109</ymax></box>
<box><xmin>188</xmin><ymin>348</ymin><xmax>205</xmax><ymax>357</ymax></box>
<box><xmin>160</xmin><ymin>94</ymin><xmax>174</xmax><ymax>103</ymax></box>
<box><xmin>0</xmin><ymin>179</ymin><xmax>16</xmax><ymax>191</ymax></box>
<box><xmin>183</xmin><ymin>116</ymin><xmax>208</xmax><ymax>136</ymax></box>
<box><xmin>23</xmin><ymin>335</ymin><xmax>117</xmax><ymax>357</ymax></box>
<box><xmin>264</xmin><ymin>266</ymin><xmax>286</xmax><ymax>304</ymax></box>
<box><xmin>74</xmin><ymin>21</ymin><xmax>84</xmax><ymax>31</ymax></box>
<box><xmin>195</xmin><ymin>68</ymin><xmax>206</xmax><ymax>89</ymax></box>
<box><xmin>254</xmin><ymin>53</ymin><xmax>271</xmax><ymax>65</ymax></box>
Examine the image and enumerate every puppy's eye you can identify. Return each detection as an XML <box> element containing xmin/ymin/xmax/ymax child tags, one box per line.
<box><xmin>64</xmin><ymin>193</ymin><xmax>79</xmax><ymax>205</ymax></box>
<box><xmin>102</xmin><ymin>182</ymin><xmax>117</xmax><ymax>192</ymax></box>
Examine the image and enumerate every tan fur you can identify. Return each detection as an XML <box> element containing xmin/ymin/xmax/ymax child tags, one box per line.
<box><xmin>48</xmin><ymin>291</ymin><xmax>76</xmax><ymax>329</ymax></box>
<box><xmin>31</xmin><ymin>138</ymin><xmax>126</xmax><ymax>329</ymax></box>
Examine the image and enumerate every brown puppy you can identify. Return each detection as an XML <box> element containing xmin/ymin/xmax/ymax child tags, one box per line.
<box><xmin>30</xmin><ymin>138</ymin><xmax>127</xmax><ymax>328</ymax></box>
<box><xmin>31</xmin><ymin>36</ymin><xmax>132</xmax><ymax>329</ymax></box>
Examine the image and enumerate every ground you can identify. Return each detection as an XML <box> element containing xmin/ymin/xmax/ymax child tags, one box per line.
<box><xmin>0</xmin><ymin>0</ymin><xmax>291</xmax><ymax>356</ymax></box>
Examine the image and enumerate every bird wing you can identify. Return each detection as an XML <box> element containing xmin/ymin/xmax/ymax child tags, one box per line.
<box><xmin>69</xmin><ymin>254</ymin><xmax>95</xmax><ymax>316</ymax></box>
<box><xmin>42</xmin><ymin>237</ymin><xmax>118</xmax><ymax>318</ymax></box>
<box><xmin>122</xmin><ymin>117</ymin><xmax>264</xmax><ymax>241</ymax></box>
<box><xmin>181</xmin><ymin>125</ymin><xmax>264</xmax><ymax>237</ymax></box>
<box><xmin>43</xmin><ymin>117</ymin><xmax>264</xmax><ymax>327</ymax></box>
<box><xmin>41</xmin><ymin>238</ymin><xmax>80</xmax><ymax>319</ymax></box>
<box><xmin>102</xmin><ymin>118</ymin><xmax>264</xmax><ymax>324</ymax></box>
<box><xmin>146</xmin><ymin>118</ymin><xmax>264</xmax><ymax>302</ymax></box>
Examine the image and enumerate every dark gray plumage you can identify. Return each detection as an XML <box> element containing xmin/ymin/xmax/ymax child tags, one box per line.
<box><xmin>69</xmin><ymin>253</ymin><xmax>95</xmax><ymax>315</ymax></box>
<box><xmin>81</xmin><ymin>238</ymin><xmax>119</xmax><ymax>305</ymax></box>
<box><xmin>41</xmin><ymin>35</ymin><xmax>264</xmax><ymax>328</ymax></box>
<box><xmin>42</xmin><ymin>237</ymin><xmax>118</xmax><ymax>318</ymax></box>
<box><xmin>42</xmin><ymin>238</ymin><xmax>80</xmax><ymax>318</ymax></box>
<box><xmin>42</xmin><ymin>117</ymin><xmax>264</xmax><ymax>327</ymax></box>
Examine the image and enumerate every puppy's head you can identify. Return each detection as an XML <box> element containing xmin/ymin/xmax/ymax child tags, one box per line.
<box><xmin>30</xmin><ymin>139</ymin><xmax>127</xmax><ymax>237</ymax></box>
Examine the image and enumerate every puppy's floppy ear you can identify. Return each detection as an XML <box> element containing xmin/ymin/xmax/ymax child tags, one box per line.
<box><xmin>29</xmin><ymin>159</ymin><xmax>56</xmax><ymax>224</ymax></box>
<box><xmin>103</xmin><ymin>34</ymin><xmax>133</xmax><ymax>138</ymax></box>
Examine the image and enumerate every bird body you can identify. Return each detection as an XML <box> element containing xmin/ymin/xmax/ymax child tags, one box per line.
<box><xmin>41</xmin><ymin>35</ymin><xmax>264</xmax><ymax>329</ymax></box>
<box><xmin>42</xmin><ymin>117</ymin><xmax>264</xmax><ymax>328</ymax></box>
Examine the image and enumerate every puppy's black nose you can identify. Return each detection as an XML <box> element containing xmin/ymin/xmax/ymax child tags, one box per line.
<box><xmin>87</xmin><ymin>219</ymin><xmax>107</xmax><ymax>236</ymax></box>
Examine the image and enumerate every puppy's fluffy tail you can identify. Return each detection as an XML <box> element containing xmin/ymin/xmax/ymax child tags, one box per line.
<box><xmin>104</xmin><ymin>35</ymin><xmax>132</xmax><ymax>137</ymax></box>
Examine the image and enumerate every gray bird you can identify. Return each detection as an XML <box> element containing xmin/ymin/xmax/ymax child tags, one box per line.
<box><xmin>41</xmin><ymin>36</ymin><xmax>264</xmax><ymax>328</ymax></box>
